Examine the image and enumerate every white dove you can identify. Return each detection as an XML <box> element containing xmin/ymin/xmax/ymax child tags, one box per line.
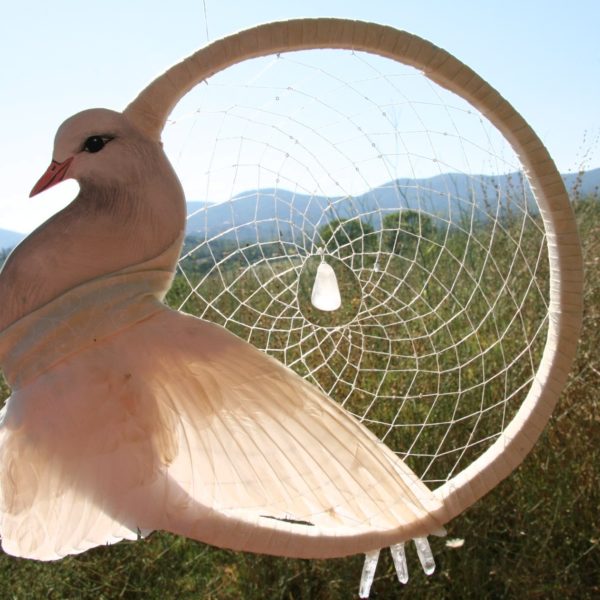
<box><xmin>0</xmin><ymin>44</ymin><xmax>445</xmax><ymax>564</ymax></box>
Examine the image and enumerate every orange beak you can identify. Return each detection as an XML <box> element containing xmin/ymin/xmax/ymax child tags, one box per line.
<box><xmin>30</xmin><ymin>157</ymin><xmax>74</xmax><ymax>197</ymax></box>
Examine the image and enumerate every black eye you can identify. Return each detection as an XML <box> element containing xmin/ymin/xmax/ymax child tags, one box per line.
<box><xmin>83</xmin><ymin>136</ymin><xmax>111</xmax><ymax>153</ymax></box>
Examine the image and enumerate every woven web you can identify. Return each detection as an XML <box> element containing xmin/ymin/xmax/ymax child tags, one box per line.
<box><xmin>163</xmin><ymin>50</ymin><xmax>549</xmax><ymax>489</ymax></box>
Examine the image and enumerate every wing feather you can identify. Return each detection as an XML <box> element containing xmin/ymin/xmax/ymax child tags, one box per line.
<box><xmin>0</xmin><ymin>307</ymin><xmax>443</xmax><ymax>560</ymax></box>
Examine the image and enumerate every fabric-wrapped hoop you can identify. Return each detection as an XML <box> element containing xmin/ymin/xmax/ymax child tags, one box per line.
<box><xmin>125</xmin><ymin>18</ymin><xmax>583</xmax><ymax>526</ymax></box>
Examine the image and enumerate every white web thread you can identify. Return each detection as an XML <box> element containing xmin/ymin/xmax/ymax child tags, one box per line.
<box><xmin>164</xmin><ymin>50</ymin><xmax>549</xmax><ymax>488</ymax></box>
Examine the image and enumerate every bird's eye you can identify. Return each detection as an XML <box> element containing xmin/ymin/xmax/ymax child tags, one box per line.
<box><xmin>83</xmin><ymin>136</ymin><xmax>111</xmax><ymax>153</ymax></box>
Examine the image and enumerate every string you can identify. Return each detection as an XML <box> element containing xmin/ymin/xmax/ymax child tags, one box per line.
<box><xmin>164</xmin><ymin>50</ymin><xmax>549</xmax><ymax>488</ymax></box>
<box><xmin>202</xmin><ymin>0</ymin><xmax>210</xmax><ymax>43</ymax></box>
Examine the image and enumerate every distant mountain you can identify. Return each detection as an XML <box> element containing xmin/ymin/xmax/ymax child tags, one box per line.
<box><xmin>185</xmin><ymin>168</ymin><xmax>600</xmax><ymax>243</ymax></box>
<box><xmin>0</xmin><ymin>229</ymin><xmax>25</xmax><ymax>251</ymax></box>
<box><xmin>562</xmin><ymin>169</ymin><xmax>600</xmax><ymax>197</ymax></box>
<box><xmin>1</xmin><ymin>168</ymin><xmax>599</xmax><ymax>251</ymax></box>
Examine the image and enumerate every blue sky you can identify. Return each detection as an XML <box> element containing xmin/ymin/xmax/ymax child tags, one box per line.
<box><xmin>1</xmin><ymin>0</ymin><xmax>598</xmax><ymax>232</ymax></box>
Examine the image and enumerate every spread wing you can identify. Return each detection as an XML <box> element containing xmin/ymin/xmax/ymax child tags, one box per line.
<box><xmin>0</xmin><ymin>308</ymin><xmax>443</xmax><ymax>560</ymax></box>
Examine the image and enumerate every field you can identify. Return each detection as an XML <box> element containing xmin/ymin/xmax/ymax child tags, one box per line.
<box><xmin>0</xmin><ymin>199</ymin><xmax>597</xmax><ymax>599</ymax></box>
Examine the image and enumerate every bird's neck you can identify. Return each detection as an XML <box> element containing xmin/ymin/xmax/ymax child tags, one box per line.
<box><xmin>0</xmin><ymin>169</ymin><xmax>186</xmax><ymax>333</ymax></box>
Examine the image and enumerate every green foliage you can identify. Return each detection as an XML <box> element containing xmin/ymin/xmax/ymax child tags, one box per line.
<box><xmin>380</xmin><ymin>210</ymin><xmax>441</xmax><ymax>274</ymax></box>
<box><xmin>381</xmin><ymin>209</ymin><xmax>435</xmax><ymax>254</ymax></box>
<box><xmin>0</xmin><ymin>200</ymin><xmax>598</xmax><ymax>598</ymax></box>
<box><xmin>319</xmin><ymin>217</ymin><xmax>377</xmax><ymax>259</ymax></box>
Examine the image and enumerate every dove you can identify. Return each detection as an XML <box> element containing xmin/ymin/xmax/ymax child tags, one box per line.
<box><xmin>0</xmin><ymin>40</ymin><xmax>445</xmax><ymax>563</ymax></box>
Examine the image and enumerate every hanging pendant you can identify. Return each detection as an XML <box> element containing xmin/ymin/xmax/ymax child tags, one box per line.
<box><xmin>311</xmin><ymin>261</ymin><xmax>342</xmax><ymax>311</ymax></box>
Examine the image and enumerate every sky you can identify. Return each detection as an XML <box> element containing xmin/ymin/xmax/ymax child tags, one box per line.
<box><xmin>1</xmin><ymin>0</ymin><xmax>599</xmax><ymax>233</ymax></box>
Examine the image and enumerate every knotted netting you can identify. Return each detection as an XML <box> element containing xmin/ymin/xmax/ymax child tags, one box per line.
<box><xmin>153</xmin><ymin>20</ymin><xmax>581</xmax><ymax>521</ymax></box>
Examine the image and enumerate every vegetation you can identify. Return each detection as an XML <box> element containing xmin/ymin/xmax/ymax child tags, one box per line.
<box><xmin>319</xmin><ymin>217</ymin><xmax>378</xmax><ymax>264</ymax></box>
<box><xmin>0</xmin><ymin>199</ymin><xmax>597</xmax><ymax>598</ymax></box>
<box><xmin>381</xmin><ymin>210</ymin><xmax>435</xmax><ymax>256</ymax></box>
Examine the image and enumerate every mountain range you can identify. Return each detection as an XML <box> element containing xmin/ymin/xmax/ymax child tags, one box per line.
<box><xmin>2</xmin><ymin>168</ymin><xmax>599</xmax><ymax>250</ymax></box>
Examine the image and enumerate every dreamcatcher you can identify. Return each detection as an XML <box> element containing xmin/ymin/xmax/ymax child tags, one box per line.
<box><xmin>0</xmin><ymin>19</ymin><xmax>582</xmax><ymax>599</ymax></box>
<box><xmin>152</xmin><ymin>19</ymin><xmax>582</xmax><ymax>595</ymax></box>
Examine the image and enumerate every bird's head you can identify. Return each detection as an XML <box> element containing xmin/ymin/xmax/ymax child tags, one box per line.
<box><xmin>30</xmin><ymin>108</ymin><xmax>164</xmax><ymax>197</ymax></box>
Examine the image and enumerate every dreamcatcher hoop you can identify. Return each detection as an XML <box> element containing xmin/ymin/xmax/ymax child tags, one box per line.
<box><xmin>125</xmin><ymin>18</ymin><xmax>583</xmax><ymax>528</ymax></box>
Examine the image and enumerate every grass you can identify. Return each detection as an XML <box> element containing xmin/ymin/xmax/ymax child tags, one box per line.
<box><xmin>173</xmin><ymin>207</ymin><xmax>550</xmax><ymax>486</ymax></box>
<box><xmin>0</xmin><ymin>199</ymin><xmax>598</xmax><ymax>598</ymax></box>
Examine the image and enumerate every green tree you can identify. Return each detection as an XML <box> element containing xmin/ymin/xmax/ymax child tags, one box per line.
<box><xmin>318</xmin><ymin>217</ymin><xmax>377</xmax><ymax>260</ymax></box>
<box><xmin>382</xmin><ymin>210</ymin><xmax>435</xmax><ymax>256</ymax></box>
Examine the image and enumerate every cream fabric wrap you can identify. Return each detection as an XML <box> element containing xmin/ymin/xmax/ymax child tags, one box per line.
<box><xmin>123</xmin><ymin>18</ymin><xmax>583</xmax><ymax>525</ymax></box>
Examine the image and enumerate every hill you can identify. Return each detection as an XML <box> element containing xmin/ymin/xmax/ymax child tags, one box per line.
<box><xmin>2</xmin><ymin>168</ymin><xmax>599</xmax><ymax>250</ymax></box>
<box><xmin>0</xmin><ymin>229</ymin><xmax>25</xmax><ymax>250</ymax></box>
<box><xmin>185</xmin><ymin>168</ymin><xmax>600</xmax><ymax>242</ymax></box>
